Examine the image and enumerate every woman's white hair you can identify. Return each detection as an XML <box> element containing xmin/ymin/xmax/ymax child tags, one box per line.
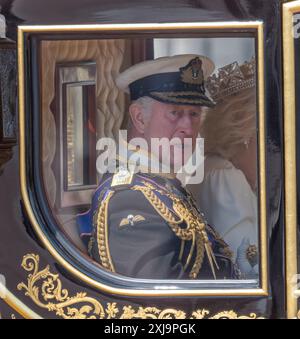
<box><xmin>201</xmin><ymin>87</ymin><xmax>256</xmax><ymax>159</ymax></box>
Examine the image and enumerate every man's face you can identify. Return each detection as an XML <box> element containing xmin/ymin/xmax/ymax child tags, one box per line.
<box><xmin>143</xmin><ymin>100</ymin><xmax>206</xmax><ymax>169</ymax></box>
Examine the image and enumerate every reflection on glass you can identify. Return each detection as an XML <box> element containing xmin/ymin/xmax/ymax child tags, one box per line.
<box><xmin>154</xmin><ymin>38</ymin><xmax>255</xmax><ymax>69</ymax></box>
<box><xmin>66</xmin><ymin>85</ymin><xmax>84</xmax><ymax>188</ymax></box>
<box><xmin>64</xmin><ymin>83</ymin><xmax>97</xmax><ymax>190</ymax></box>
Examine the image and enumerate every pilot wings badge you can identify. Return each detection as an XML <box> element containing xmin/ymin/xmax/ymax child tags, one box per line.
<box><xmin>119</xmin><ymin>214</ymin><xmax>146</xmax><ymax>227</ymax></box>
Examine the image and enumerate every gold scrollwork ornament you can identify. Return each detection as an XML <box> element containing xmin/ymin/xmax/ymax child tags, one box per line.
<box><xmin>17</xmin><ymin>254</ymin><xmax>105</xmax><ymax>319</ymax></box>
<box><xmin>208</xmin><ymin>311</ymin><xmax>263</xmax><ymax>319</ymax></box>
<box><xmin>120</xmin><ymin>306</ymin><xmax>186</xmax><ymax>319</ymax></box>
<box><xmin>18</xmin><ymin>253</ymin><xmax>264</xmax><ymax>319</ymax></box>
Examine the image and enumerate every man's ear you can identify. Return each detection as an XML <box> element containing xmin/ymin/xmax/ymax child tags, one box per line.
<box><xmin>129</xmin><ymin>103</ymin><xmax>146</xmax><ymax>134</ymax></box>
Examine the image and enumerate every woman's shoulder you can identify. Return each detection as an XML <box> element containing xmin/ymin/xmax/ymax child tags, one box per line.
<box><xmin>204</xmin><ymin>155</ymin><xmax>237</xmax><ymax>174</ymax></box>
<box><xmin>202</xmin><ymin>155</ymin><xmax>253</xmax><ymax>197</ymax></box>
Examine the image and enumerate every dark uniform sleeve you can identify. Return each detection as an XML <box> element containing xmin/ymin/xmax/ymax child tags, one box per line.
<box><xmin>91</xmin><ymin>189</ymin><xmax>186</xmax><ymax>279</ymax></box>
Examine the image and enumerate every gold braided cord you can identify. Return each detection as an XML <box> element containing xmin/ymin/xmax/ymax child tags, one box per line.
<box><xmin>132</xmin><ymin>184</ymin><xmax>191</xmax><ymax>240</ymax></box>
<box><xmin>131</xmin><ymin>182</ymin><xmax>216</xmax><ymax>279</ymax></box>
<box><xmin>190</xmin><ymin>234</ymin><xmax>206</xmax><ymax>279</ymax></box>
<box><xmin>179</xmin><ymin>239</ymin><xmax>185</xmax><ymax>261</ymax></box>
<box><xmin>150</xmin><ymin>91</ymin><xmax>212</xmax><ymax>105</ymax></box>
<box><xmin>96</xmin><ymin>190</ymin><xmax>115</xmax><ymax>273</ymax></box>
<box><xmin>184</xmin><ymin>230</ymin><xmax>195</xmax><ymax>270</ymax></box>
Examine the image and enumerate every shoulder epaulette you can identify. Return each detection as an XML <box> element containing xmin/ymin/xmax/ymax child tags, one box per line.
<box><xmin>111</xmin><ymin>167</ymin><xmax>134</xmax><ymax>188</ymax></box>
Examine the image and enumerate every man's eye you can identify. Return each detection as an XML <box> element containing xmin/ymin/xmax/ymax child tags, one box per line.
<box><xmin>169</xmin><ymin>111</ymin><xmax>179</xmax><ymax>117</ymax></box>
<box><xmin>191</xmin><ymin>111</ymin><xmax>201</xmax><ymax>117</ymax></box>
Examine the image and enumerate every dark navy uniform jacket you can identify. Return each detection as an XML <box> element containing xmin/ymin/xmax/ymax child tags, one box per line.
<box><xmin>77</xmin><ymin>171</ymin><xmax>238</xmax><ymax>280</ymax></box>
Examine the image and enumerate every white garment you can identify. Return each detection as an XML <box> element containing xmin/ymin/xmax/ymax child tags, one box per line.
<box><xmin>197</xmin><ymin>155</ymin><xmax>258</xmax><ymax>278</ymax></box>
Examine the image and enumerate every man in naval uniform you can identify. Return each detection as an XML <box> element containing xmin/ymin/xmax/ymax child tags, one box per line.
<box><xmin>77</xmin><ymin>54</ymin><xmax>238</xmax><ymax>280</ymax></box>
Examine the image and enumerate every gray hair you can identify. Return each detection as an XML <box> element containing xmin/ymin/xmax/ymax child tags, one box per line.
<box><xmin>127</xmin><ymin>96</ymin><xmax>156</xmax><ymax>130</ymax></box>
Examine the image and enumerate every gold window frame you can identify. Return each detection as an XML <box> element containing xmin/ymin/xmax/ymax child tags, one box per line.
<box><xmin>283</xmin><ymin>0</ymin><xmax>300</xmax><ymax>319</ymax></box>
<box><xmin>18</xmin><ymin>22</ymin><xmax>268</xmax><ymax>297</ymax></box>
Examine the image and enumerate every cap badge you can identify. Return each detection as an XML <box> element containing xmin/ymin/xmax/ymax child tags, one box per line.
<box><xmin>180</xmin><ymin>57</ymin><xmax>204</xmax><ymax>85</ymax></box>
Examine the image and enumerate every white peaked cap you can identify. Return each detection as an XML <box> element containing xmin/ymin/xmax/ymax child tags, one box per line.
<box><xmin>116</xmin><ymin>54</ymin><xmax>215</xmax><ymax>94</ymax></box>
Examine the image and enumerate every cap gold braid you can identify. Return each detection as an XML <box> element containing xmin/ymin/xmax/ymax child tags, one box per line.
<box><xmin>206</xmin><ymin>57</ymin><xmax>256</xmax><ymax>101</ymax></box>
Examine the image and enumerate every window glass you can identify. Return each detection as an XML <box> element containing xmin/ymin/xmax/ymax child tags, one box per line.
<box><xmin>39</xmin><ymin>36</ymin><xmax>260</xmax><ymax>283</ymax></box>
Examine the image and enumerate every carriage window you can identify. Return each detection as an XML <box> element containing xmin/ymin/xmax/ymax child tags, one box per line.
<box><xmin>53</xmin><ymin>62</ymin><xmax>97</xmax><ymax>211</ymax></box>
<box><xmin>23</xmin><ymin>28</ymin><xmax>266</xmax><ymax>291</ymax></box>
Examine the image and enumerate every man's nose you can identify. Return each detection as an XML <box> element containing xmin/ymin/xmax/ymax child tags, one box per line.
<box><xmin>177</xmin><ymin>115</ymin><xmax>194</xmax><ymax>136</ymax></box>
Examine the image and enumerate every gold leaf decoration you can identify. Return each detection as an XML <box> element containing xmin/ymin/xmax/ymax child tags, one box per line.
<box><xmin>17</xmin><ymin>254</ymin><xmax>105</xmax><ymax>319</ymax></box>
<box><xmin>106</xmin><ymin>302</ymin><xmax>119</xmax><ymax>319</ymax></box>
<box><xmin>191</xmin><ymin>309</ymin><xmax>210</xmax><ymax>319</ymax></box>
<box><xmin>18</xmin><ymin>253</ymin><xmax>264</xmax><ymax>319</ymax></box>
<box><xmin>209</xmin><ymin>311</ymin><xmax>264</xmax><ymax>319</ymax></box>
<box><xmin>120</xmin><ymin>306</ymin><xmax>186</xmax><ymax>319</ymax></box>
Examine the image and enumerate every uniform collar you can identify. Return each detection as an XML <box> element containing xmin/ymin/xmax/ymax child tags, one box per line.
<box><xmin>117</xmin><ymin>138</ymin><xmax>177</xmax><ymax>180</ymax></box>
